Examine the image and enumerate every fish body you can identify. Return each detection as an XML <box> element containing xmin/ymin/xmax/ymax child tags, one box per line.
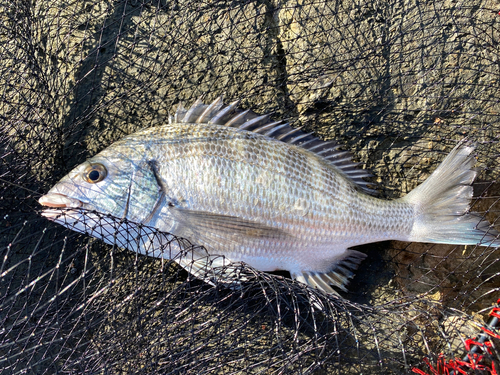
<box><xmin>39</xmin><ymin>98</ymin><xmax>500</xmax><ymax>293</ymax></box>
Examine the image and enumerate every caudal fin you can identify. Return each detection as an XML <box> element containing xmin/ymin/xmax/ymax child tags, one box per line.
<box><xmin>402</xmin><ymin>142</ymin><xmax>499</xmax><ymax>247</ymax></box>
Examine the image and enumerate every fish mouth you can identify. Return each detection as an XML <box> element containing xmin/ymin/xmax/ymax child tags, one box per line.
<box><xmin>39</xmin><ymin>193</ymin><xmax>82</xmax><ymax>209</ymax></box>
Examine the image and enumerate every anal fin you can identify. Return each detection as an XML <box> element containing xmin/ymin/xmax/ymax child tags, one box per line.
<box><xmin>291</xmin><ymin>250</ymin><xmax>367</xmax><ymax>294</ymax></box>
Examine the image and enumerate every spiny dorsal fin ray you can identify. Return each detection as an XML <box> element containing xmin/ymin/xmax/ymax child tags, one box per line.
<box><xmin>197</xmin><ymin>96</ymin><xmax>224</xmax><ymax>123</ymax></box>
<box><xmin>182</xmin><ymin>98</ymin><xmax>206</xmax><ymax>123</ymax></box>
<box><xmin>172</xmin><ymin>97</ymin><xmax>375</xmax><ymax>194</ymax></box>
<box><xmin>209</xmin><ymin>100</ymin><xmax>240</xmax><ymax>125</ymax></box>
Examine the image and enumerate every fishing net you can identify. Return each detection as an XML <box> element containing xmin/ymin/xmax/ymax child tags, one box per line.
<box><xmin>1</xmin><ymin>0</ymin><xmax>500</xmax><ymax>373</ymax></box>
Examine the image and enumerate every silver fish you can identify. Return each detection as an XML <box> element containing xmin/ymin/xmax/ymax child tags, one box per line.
<box><xmin>39</xmin><ymin>97</ymin><xmax>500</xmax><ymax>294</ymax></box>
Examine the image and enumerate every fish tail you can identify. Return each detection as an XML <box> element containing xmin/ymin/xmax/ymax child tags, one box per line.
<box><xmin>402</xmin><ymin>142</ymin><xmax>500</xmax><ymax>247</ymax></box>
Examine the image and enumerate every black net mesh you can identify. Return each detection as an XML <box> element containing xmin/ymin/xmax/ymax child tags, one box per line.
<box><xmin>1</xmin><ymin>0</ymin><xmax>500</xmax><ymax>374</ymax></box>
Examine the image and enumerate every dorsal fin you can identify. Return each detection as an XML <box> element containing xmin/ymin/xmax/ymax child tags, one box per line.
<box><xmin>169</xmin><ymin>97</ymin><xmax>375</xmax><ymax>194</ymax></box>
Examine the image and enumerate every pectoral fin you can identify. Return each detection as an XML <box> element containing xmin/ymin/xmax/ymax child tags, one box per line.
<box><xmin>168</xmin><ymin>206</ymin><xmax>293</xmax><ymax>249</ymax></box>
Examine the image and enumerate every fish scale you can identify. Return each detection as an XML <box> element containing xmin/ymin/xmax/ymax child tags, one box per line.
<box><xmin>39</xmin><ymin>98</ymin><xmax>500</xmax><ymax>294</ymax></box>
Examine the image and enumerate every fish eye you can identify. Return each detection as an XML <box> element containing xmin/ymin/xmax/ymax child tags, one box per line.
<box><xmin>84</xmin><ymin>164</ymin><xmax>107</xmax><ymax>183</ymax></box>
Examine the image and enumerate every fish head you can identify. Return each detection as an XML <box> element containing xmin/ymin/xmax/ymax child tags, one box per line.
<box><xmin>39</xmin><ymin>147</ymin><xmax>162</xmax><ymax>225</ymax></box>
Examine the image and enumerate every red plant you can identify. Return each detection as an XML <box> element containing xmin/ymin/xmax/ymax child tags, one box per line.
<box><xmin>412</xmin><ymin>300</ymin><xmax>500</xmax><ymax>375</ymax></box>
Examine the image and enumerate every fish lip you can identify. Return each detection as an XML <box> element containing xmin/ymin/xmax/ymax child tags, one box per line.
<box><xmin>39</xmin><ymin>193</ymin><xmax>82</xmax><ymax>209</ymax></box>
